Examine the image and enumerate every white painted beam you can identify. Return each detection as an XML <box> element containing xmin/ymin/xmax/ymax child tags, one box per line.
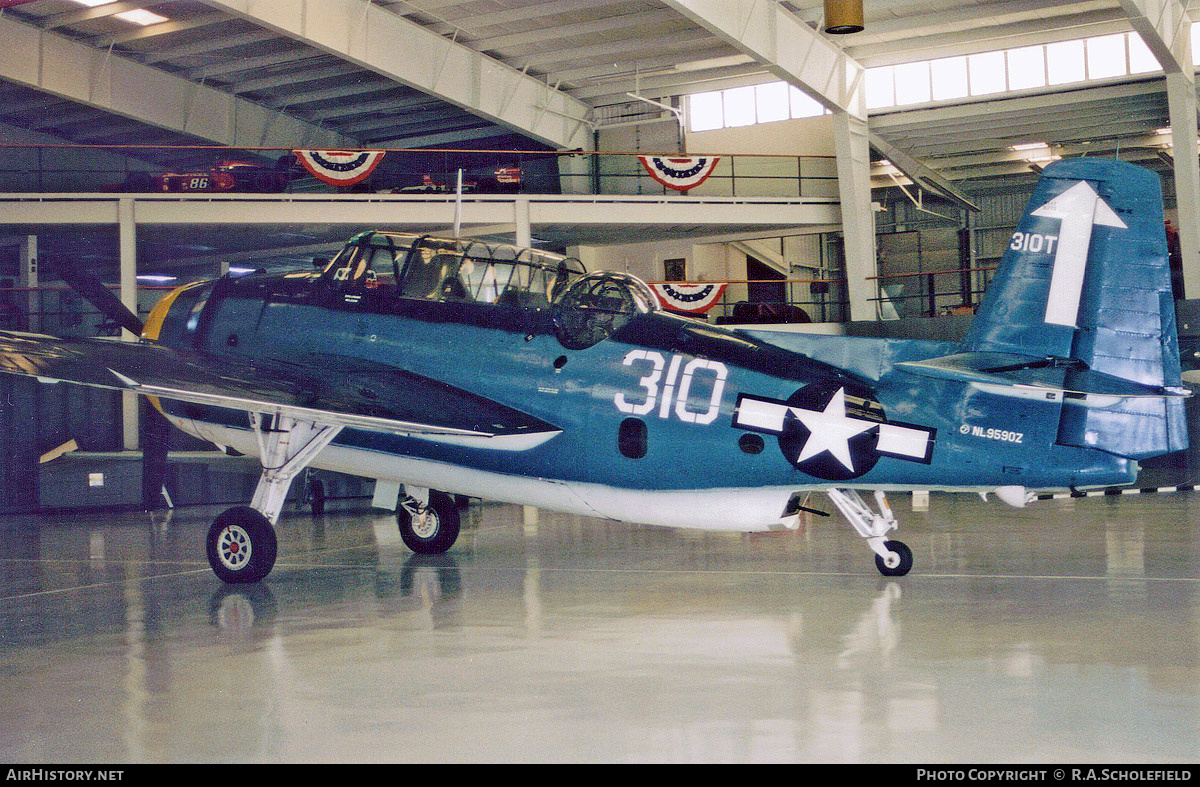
<box><xmin>198</xmin><ymin>0</ymin><xmax>593</xmax><ymax>150</ymax></box>
<box><xmin>0</xmin><ymin>192</ymin><xmax>840</xmax><ymax>231</ymax></box>
<box><xmin>0</xmin><ymin>14</ymin><xmax>351</xmax><ymax>150</ymax></box>
<box><xmin>660</xmin><ymin>0</ymin><xmax>866</xmax><ymax>119</ymax></box>
<box><xmin>1119</xmin><ymin>0</ymin><xmax>1192</xmax><ymax>74</ymax></box>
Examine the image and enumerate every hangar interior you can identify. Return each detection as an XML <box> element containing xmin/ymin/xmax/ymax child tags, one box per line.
<box><xmin>1</xmin><ymin>0</ymin><xmax>1200</xmax><ymax>764</ymax></box>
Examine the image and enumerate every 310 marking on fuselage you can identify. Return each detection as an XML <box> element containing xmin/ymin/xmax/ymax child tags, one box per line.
<box><xmin>613</xmin><ymin>350</ymin><xmax>728</xmax><ymax>425</ymax></box>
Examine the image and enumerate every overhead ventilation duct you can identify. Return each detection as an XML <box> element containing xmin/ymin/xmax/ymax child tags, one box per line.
<box><xmin>824</xmin><ymin>0</ymin><xmax>863</xmax><ymax>34</ymax></box>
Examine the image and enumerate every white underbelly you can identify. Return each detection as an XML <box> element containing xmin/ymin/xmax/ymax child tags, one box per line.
<box><xmin>170</xmin><ymin>416</ymin><xmax>798</xmax><ymax>532</ymax></box>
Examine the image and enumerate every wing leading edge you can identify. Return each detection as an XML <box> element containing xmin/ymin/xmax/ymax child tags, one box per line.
<box><xmin>0</xmin><ymin>330</ymin><xmax>560</xmax><ymax>449</ymax></box>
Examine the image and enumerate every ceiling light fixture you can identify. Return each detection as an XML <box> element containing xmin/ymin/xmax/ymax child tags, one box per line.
<box><xmin>67</xmin><ymin>1</ymin><xmax>169</xmax><ymax>25</ymax></box>
<box><xmin>824</xmin><ymin>0</ymin><xmax>864</xmax><ymax>34</ymax></box>
<box><xmin>115</xmin><ymin>9</ymin><xmax>168</xmax><ymax>25</ymax></box>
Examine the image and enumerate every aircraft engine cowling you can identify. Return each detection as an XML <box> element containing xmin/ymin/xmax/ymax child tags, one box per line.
<box><xmin>141</xmin><ymin>280</ymin><xmax>216</xmax><ymax>349</ymax></box>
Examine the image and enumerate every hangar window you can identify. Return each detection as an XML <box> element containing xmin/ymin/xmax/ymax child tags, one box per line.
<box><xmin>700</xmin><ymin>29</ymin><xmax>1185</xmax><ymax>124</ymax></box>
<box><xmin>1086</xmin><ymin>34</ymin><xmax>1127</xmax><ymax>80</ymax></box>
<box><xmin>694</xmin><ymin>29</ymin><xmax>1192</xmax><ymax>127</ymax></box>
<box><xmin>755</xmin><ymin>82</ymin><xmax>790</xmax><ymax>123</ymax></box>
<box><xmin>1129</xmin><ymin>35</ymin><xmax>1158</xmax><ymax>74</ymax></box>
<box><xmin>1047</xmin><ymin>40</ymin><xmax>1086</xmax><ymax>85</ymax></box>
<box><xmin>894</xmin><ymin>62</ymin><xmax>931</xmax><ymax>105</ymax></box>
<box><xmin>1007</xmin><ymin>46</ymin><xmax>1046</xmax><ymax>91</ymax></box>
<box><xmin>723</xmin><ymin>86</ymin><xmax>757</xmax><ymax>127</ymax></box>
<box><xmin>968</xmin><ymin>51</ymin><xmax>1006</xmax><ymax>95</ymax></box>
<box><xmin>690</xmin><ymin>91</ymin><xmax>724</xmax><ymax>132</ymax></box>
<box><xmin>788</xmin><ymin>86</ymin><xmax>823</xmax><ymax>118</ymax></box>
<box><xmin>931</xmin><ymin>57</ymin><xmax>968</xmax><ymax>101</ymax></box>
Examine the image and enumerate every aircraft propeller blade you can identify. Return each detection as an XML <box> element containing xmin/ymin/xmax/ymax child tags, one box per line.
<box><xmin>48</xmin><ymin>256</ymin><xmax>146</xmax><ymax>337</ymax></box>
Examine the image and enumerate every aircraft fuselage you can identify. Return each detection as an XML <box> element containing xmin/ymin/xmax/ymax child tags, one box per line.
<box><xmin>149</xmin><ymin>268</ymin><xmax>1135</xmax><ymax>532</ymax></box>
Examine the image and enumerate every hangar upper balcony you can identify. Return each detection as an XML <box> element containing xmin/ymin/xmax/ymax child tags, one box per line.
<box><xmin>0</xmin><ymin>145</ymin><xmax>841</xmax><ymax>247</ymax></box>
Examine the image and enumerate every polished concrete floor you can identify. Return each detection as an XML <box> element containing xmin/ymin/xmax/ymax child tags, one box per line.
<box><xmin>0</xmin><ymin>490</ymin><xmax>1198</xmax><ymax>763</ymax></box>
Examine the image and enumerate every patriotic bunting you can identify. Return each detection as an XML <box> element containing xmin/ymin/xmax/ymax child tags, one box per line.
<box><xmin>294</xmin><ymin>150</ymin><xmax>386</xmax><ymax>186</ymax></box>
<box><xmin>650</xmin><ymin>282</ymin><xmax>728</xmax><ymax>314</ymax></box>
<box><xmin>638</xmin><ymin>155</ymin><xmax>721</xmax><ymax>192</ymax></box>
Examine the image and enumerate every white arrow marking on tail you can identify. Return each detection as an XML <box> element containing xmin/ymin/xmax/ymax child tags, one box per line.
<box><xmin>1030</xmin><ymin>180</ymin><xmax>1126</xmax><ymax>328</ymax></box>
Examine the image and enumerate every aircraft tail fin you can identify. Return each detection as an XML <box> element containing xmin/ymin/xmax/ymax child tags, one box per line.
<box><xmin>958</xmin><ymin>158</ymin><xmax>1187</xmax><ymax>459</ymax></box>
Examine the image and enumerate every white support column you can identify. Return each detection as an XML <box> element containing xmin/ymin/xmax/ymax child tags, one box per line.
<box><xmin>118</xmin><ymin>197</ymin><xmax>139</xmax><ymax>450</ymax></box>
<box><xmin>1167</xmin><ymin>72</ymin><xmax>1200</xmax><ymax>299</ymax></box>
<box><xmin>17</xmin><ymin>235</ymin><xmax>37</xmax><ymax>333</ymax></box>
<box><xmin>832</xmin><ymin>110</ymin><xmax>878</xmax><ymax>321</ymax></box>
<box><xmin>1119</xmin><ymin>0</ymin><xmax>1200</xmax><ymax>298</ymax></box>
<box><xmin>514</xmin><ymin>197</ymin><xmax>532</xmax><ymax>248</ymax></box>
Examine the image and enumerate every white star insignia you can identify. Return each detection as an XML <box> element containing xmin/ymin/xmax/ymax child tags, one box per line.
<box><xmin>788</xmin><ymin>387</ymin><xmax>877</xmax><ymax>471</ymax></box>
<box><xmin>734</xmin><ymin>386</ymin><xmax>935</xmax><ymax>474</ymax></box>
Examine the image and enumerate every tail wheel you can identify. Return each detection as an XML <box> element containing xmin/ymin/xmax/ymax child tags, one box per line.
<box><xmin>207</xmin><ymin>506</ymin><xmax>277</xmax><ymax>583</ymax></box>
<box><xmin>874</xmin><ymin>539</ymin><xmax>913</xmax><ymax>577</ymax></box>
<box><xmin>397</xmin><ymin>491</ymin><xmax>460</xmax><ymax>554</ymax></box>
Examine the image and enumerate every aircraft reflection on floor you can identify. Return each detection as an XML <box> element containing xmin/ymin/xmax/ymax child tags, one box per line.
<box><xmin>0</xmin><ymin>494</ymin><xmax>1199</xmax><ymax>761</ymax></box>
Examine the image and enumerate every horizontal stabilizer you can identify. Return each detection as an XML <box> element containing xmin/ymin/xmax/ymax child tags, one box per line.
<box><xmin>897</xmin><ymin>352</ymin><xmax>1191</xmax><ymax>403</ymax></box>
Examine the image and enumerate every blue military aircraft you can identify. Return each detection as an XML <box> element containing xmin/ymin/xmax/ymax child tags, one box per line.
<box><xmin>0</xmin><ymin>157</ymin><xmax>1187</xmax><ymax>582</ymax></box>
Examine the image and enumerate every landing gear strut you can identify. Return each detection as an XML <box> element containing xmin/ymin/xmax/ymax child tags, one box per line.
<box><xmin>205</xmin><ymin>414</ymin><xmax>343</xmax><ymax>583</ymax></box>
<box><xmin>827</xmin><ymin>488</ymin><xmax>914</xmax><ymax>577</ymax></box>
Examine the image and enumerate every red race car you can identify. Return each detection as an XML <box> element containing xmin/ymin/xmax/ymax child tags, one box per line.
<box><xmin>107</xmin><ymin>160</ymin><xmax>292</xmax><ymax>193</ymax></box>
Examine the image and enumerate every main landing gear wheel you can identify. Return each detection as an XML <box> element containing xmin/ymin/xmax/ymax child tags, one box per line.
<box><xmin>874</xmin><ymin>539</ymin><xmax>913</xmax><ymax>577</ymax></box>
<box><xmin>207</xmin><ymin>506</ymin><xmax>278</xmax><ymax>584</ymax></box>
<box><xmin>397</xmin><ymin>490</ymin><xmax>460</xmax><ymax>554</ymax></box>
<box><xmin>826</xmin><ymin>489</ymin><xmax>916</xmax><ymax>577</ymax></box>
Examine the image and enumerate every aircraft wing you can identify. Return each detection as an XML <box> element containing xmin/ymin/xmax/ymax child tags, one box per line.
<box><xmin>0</xmin><ymin>330</ymin><xmax>560</xmax><ymax>445</ymax></box>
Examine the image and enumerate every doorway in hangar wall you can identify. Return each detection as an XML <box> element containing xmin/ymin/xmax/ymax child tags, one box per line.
<box><xmin>746</xmin><ymin>257</ymin><xmax>786</xmax><ymax>304</ymax></box>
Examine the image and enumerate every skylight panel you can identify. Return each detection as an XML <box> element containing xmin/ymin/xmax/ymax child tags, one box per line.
<box><xmin>1046</xmin><ymin>40</ymin><xmax>1086</xmax><ymax>85</ymax></box>
<box><xmin>115</xmin><ymin>10</ymin><xmax>169</xmax><ymax>25</ymax></box>
<box><xmin>968</xmin><ymin>51</ymin><xmax>1006</xmax><ymax>95</ymax></box>
<box><xmin>1086</xmin><ymin>34</ymin><xmax>1127</xmax><ymax>79</ymax></box>
<box><xmin>1007</xmin><ymin>46</ymin><xmax>1046</xmax><ymax>90</ymax></box>
<box><xmin>930</xmin><ymin>56</ymin><xmax>968</xmax><ymax>101</ymax></box>
<box><xmin>755</xmin><ymin>82</ymin><xmax>790</xmax><ymax>123</ymax></box>
<box><xmin>894</xmin><ymin>61</ymin><xmax>931</xmax><ymax>105</ymax></box>
<box><xmin>689</xmin><ymin>91</ymin><xmax>724</xmax><ymax>132</ymax></box>
<box><xmin>67</xmin><ymin>1</ymin><xmax>169</xmax><ymax>25</ymax></box>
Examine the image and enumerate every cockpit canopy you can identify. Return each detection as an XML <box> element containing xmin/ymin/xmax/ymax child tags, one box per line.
<box><xmin>552</xmin><ymin>272</ymin><xmax>658</xmax><ymax>350</ymax></box>
<box><xmin>322</xmin><ymin>231</ymin><xmax>588</xmax><ymax>310</ymax></box>
<box><xmin>321</xmin><ymin>231</ymin><xmax>659</xmax><ymax>349</ymax></box>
